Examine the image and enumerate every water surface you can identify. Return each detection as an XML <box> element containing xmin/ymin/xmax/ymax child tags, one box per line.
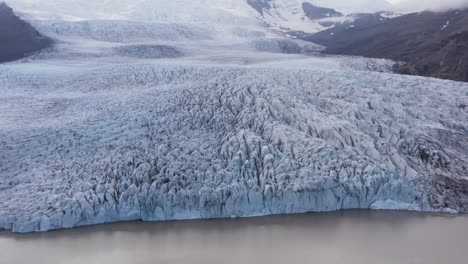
<box><xmin>1</xmin><ymin>210</ymin><xmax>467</xmax><ymax>264</ymax></box>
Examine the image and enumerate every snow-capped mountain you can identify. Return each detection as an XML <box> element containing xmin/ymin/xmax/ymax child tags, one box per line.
<box><xmin>246</xmin><ymin>0</ymin><xmax>399</xmax><ymax>33</ymax></box>
<box><xmin>247</xmin><ymin>0</ymin><xmax>393</xmax><ymax>16</ymax></box>
<box><xmin>251</xmin><ymin>0</ymin><xmax>328</xmax><ymax>33</ymax></box>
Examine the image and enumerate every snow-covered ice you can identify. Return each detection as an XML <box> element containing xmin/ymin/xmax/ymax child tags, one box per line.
<box><xmin>1</xmin><ymin>58</ymin><xmax>467</xmax><ymax>232</ymax></box>
<box><xmin>0</xmin><ymin>0</ymin><xmax>467</xmax><ymax>233</ymax></box>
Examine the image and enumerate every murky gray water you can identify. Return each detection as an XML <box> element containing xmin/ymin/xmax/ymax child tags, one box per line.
<box><xmin>1</xmin><ymin>211</ymin><xmax>468</xmax><ymax>264</ymax></box>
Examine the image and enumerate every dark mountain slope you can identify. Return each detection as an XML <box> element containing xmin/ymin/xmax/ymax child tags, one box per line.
<box><xmin>302</xmin><ymin>2</ymin><xmax>343</xmax><ymax>20</ymax></box>
<box><xmin>0</xmin><ymin>2</ymin><xmax>52</xmax><ymax>63</ymax></box>
<box><xmin>309</xmin><ymin>9</ymin><xmax>468</xmax><ymax>82</ymax></box>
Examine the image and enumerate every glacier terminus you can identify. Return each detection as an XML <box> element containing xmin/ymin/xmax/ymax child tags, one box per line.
<box><xmin>0</xmin><ymin>0</ymin><xmax>467</xmax><ymax>233</ymax></box>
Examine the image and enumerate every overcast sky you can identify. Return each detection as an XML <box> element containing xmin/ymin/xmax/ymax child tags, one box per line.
<box><xmin>388</xmin><ymin>0</ymin><xmax>468</xmax><ymax>11</ymax></box>
<box><xmin>5</xmin><ymin>0</ymin><xmax>468</xmax><ymax>13</ymax></box>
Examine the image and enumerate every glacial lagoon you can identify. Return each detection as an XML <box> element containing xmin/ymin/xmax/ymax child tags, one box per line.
<box><xmin>1</xmin><ymin>210</ymin><xmax>468</xmax><ymax>264</ymax></box>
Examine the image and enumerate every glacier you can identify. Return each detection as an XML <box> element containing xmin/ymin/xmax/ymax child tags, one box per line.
<box><xmin>0</xmin><ymin>0</ymin><xmax>467</xmax><ymax>233</ymax></box>
<box><xmin>1</xmin><ymin>59</ymin><xmax>467</xmax><ymax>233</ymax></box>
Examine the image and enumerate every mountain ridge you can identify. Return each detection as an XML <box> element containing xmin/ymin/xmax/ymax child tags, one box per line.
<box><xmin>247</xmin><ymin>0</ymin><xmax>400</xmax><ymax>34</ymax></box>
<box><xmin>309</xmin><ymin>8</ymin><xmax>468</xmax><ymax>82</ymax></box>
